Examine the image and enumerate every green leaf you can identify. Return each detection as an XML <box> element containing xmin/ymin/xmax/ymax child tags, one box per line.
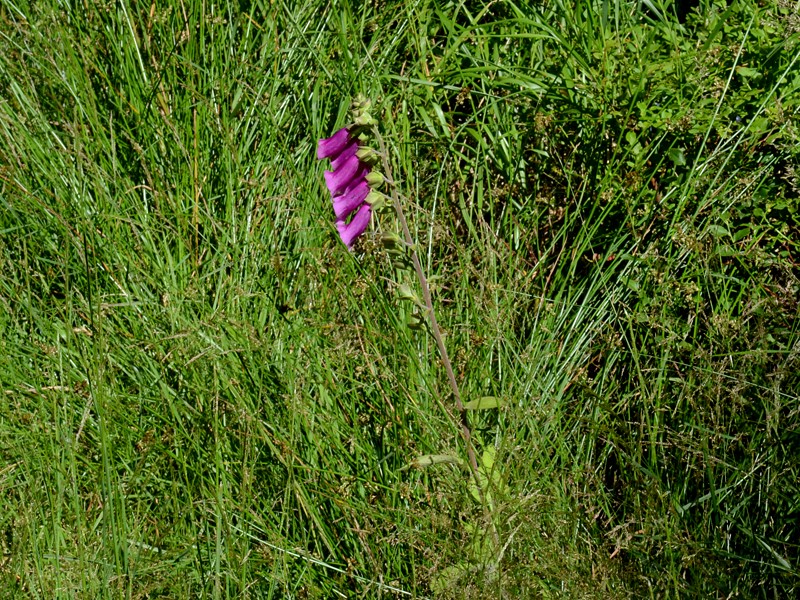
<box><xmin>667</xmin><ymin>147</ymin><xmax>686</xmax><ymax>166</ymax></box>
<box><xmin>411</xmin><ymin>454</ymin><xmax>463</xmax><ymax>469</ymax></box>
<box><xmin>733</xmin><ymin>227</ymin><xmax>751</xmax><ymax>242</ymax></box>
<box><xmin>707</xmin><ymin>224</ymin><xmax>729</xmax><ymax>238</ymax></box>
<box><xmin>481</xmin><ymin>446</ymin><xmax>496</xmax><ymax>471</ymax></box>
<box><xmin>735</xmin><ymin>66</ymin><xmax>761</xmax><ymax>78</ymax></box>
<box><xmin>464</xmin><ymin>396</ymin><xmax>507</xmax><ymax>410</ymax></box>
<box><xmin>468</xmin><ymin>467</ymin><xmax>489</xmax><ymax>503</ymax></box>
<box><xmin>621</xmin><ymin>276</ymin><xmax>640</xmax><ymax>292</ymax></box>
<box><xmin>750</xmin><ymin>116</ymin><xmax>769</xmax><ymax>135</ymax></box>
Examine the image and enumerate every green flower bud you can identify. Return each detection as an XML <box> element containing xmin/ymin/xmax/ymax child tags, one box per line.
<box><xmin>387</xmin><ymin>247</ymin><xmax>405</xmax><ymax>259</ymax></box>
<box><xmin>397</xmin><ymin>283</ymin><xmax>417</xmax><ymax>302</ymax></box>
<box><xmin>406</xmin><ymin>313</ymin><xmax>424</xmax><ymax>330</ymax></box>
<box><xmin>353</xmin><ymin>112</ymin><xmax>377</xmax><ymax>126</ymax></box>
<box><xmin>351</xmin><ymin>95</ymin><xmax>371</xmax><ymax>112</ymax></box>
<box><xmin>350</xmin><ymin>127</ymin><xmax>369</xmax><ymax>141</ymax></box>
<box><xmin>381</xmin><ymin>232</ymin><xmax>403</xmax><ymax>249</ymax></box>
<box><xmin>355</xmin><ymin>146</ymin><xmax>380</xmax><ymax>165</ymax></box>
<box><xmin>392</xmin><ymin>257</ymin><xmax>409</xmax><ymax>270</ymax></box>
<box><xmin>364</xmin><ymin>171</ymin><xmax>385</xmax><ymax>187</ymax></box>
<box><xmin>364</xmin><ymin>190</ymin><xmax>388</xmax><ymax>211</ymax></box>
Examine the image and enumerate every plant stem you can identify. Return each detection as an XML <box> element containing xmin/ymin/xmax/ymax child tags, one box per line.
<box><xmin>373</xmin><ymin>126</ymin><xmax>500</xmax><ymax>551</ymax></box>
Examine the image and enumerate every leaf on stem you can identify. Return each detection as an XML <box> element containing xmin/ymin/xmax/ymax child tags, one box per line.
<box><xmin>463</xmin><ymin>396</ymin><xmax>506</xmax><ymax>410</ymax></box>
<box><xmin>410</xmin><ymin>453</ymin><xmax>464</xmax><ymax>469</ymax></box>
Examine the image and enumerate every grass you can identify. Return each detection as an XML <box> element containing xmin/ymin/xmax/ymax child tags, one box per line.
<box><xmin>1</xmin><ymin>0</ymin><xmax>799</xmax><ymax>597</ymax></box>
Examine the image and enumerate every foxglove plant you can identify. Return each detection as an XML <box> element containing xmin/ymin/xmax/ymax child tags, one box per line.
<box><xmin>317</xmin><ymin>113</ymin><xmax>385</xmax><ymax>248</ymax></box>
<box><xmin>317</xmin><ymin>97</ymin><xmax>502</xmax><ymax>574</ymax></box>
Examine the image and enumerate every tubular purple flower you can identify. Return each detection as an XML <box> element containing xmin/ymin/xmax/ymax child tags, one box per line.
<box><xmin>323</xmin><ymin>154</ymin><xmax>364</xmax><ymax>196</ymax></box>
<box><xmin>330</xmin><ymin>140</ymin><xmax>359</xmax><ymax>171</ymax></box>
<box><xmin>332</xmin><ymin>180</ymin><xmax>370</xmax><ymax>220</ymax></box>
<box><xmin>336</xmin><ymin>203</ymin><xmax>372</xmax><ymax>248</ymax></box>
<box><xmin>317</xmin><ymin>127</ymin><xmax>351</xmax><ymax>160</ymax></box>
<box><xmin>347</xmin><ymin>162</ymin><xmax>370</xmax><ymax>190</ymax></box>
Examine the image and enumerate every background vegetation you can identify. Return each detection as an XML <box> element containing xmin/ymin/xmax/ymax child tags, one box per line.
<box><xmin>1</xmin><ymin>0</ymin><xmax>798</xmax><ymax>597</ymax></box>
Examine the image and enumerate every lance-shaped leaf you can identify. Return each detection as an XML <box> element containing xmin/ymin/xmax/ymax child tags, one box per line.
<box><xmin>463</xmin><ymin>396</ymin><xmax>506</xmax><ymax>410</ymax></box>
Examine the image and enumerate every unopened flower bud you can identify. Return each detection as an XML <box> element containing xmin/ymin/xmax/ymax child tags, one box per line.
<box><xmin>387</xmin><ymin>246</ymin><xmax>406</xmax><ymax>259</ymax></box>
<box><xmin>381</xmin><ymin>232</ymin><xmax>403</xmax><ymax>249</ymax></box>
<box><xmin>365</xmin><ymin>171</ymin><xmax>384</xmax><ymax>187</ymax></box>
<box><xmin>356</xmin><ymin>146</ymin><xmax>380</xmax><ymax>165</ymax></box>
<box><xmin>353</xmin><ymin>112</ymin><xmax>377</xmax><ymax>126</ymax></box>
<box><xmin>392</xmin><ymin>257</ymin><xmax>409</xmax><ymax>270</ymax></box>
<box><xmin>397</xmin><ymin>284</ymin><xmax>417</xmax><ymax>302</ymax></box>
<box><xmin>351</xmin><ymin>95</ymin><xmax>371</xmax><ymax>111</ymax></box>
<box><xmin>364</xmin><ymin>190</ymin><xmax>389</xmax><ymax>211</ymax></box>
<box><xmin>406</xmin><ymin>313</ymin><xmax>424</xmax><ymax>330</ymax></box>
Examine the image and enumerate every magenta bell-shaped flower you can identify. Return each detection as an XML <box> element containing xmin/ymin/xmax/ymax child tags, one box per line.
<box><xmin>336</xmin><ymin>203</ymin><xmax>372</xmax><ymax>249</ymax></box>
<box><xmin>330</xmin><ymin>140</ymin><xmax>359</xmax><ymax>171</ymax></box>
<box><xmin>332</xmin><ymin>180</ymin><xmax>370</xmax><ymax>220</ymax></box>
<box><xmin>325</xmin><ymin>156</ymin><xmax>366</xmax><ymax>196</ymax></box>
<box><xmin>317</xmin><ymin>127</ymin><xmax>352</xmax><ymax>159</ymax></box>
<box><xmin>317</xmin><ymin>123</ymin><xmax>379</xmax><ymax>248</ymax></box>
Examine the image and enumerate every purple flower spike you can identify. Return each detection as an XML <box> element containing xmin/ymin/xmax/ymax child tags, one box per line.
<box><xmin>324</xmin><ymin>154</ymin><xmax>367</xmax><ymax>196</ymax></box>
<box><xmin>317</xmin><ymin>120</ymin><xmax>377</xmax><ymax>247</ymax></box>
<box><xmin>332</xmin><ymin>180</ymin><xmax>370</xmax><ymax>220</ymax></box>
<box><xmin>317</xmin><ymin>127</ymin><xmax>351</xmax><ymax>160</ymax></box>
<box><xmin>336</xmin><ymin>203</ymin><xmax>372</xmax><ymax>248</ymax></box>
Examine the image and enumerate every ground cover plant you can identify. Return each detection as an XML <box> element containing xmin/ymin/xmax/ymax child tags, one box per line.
<box><xmin>1</xmin><ymin>0</ymin><xmax>798</xmax><ymax>597</ymax></box>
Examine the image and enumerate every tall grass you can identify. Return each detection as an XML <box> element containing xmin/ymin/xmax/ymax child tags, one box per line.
<box><xmin>1</xmin><ymin>0</ymin><xmax>798</xmax><ymax>597</ymax></box>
